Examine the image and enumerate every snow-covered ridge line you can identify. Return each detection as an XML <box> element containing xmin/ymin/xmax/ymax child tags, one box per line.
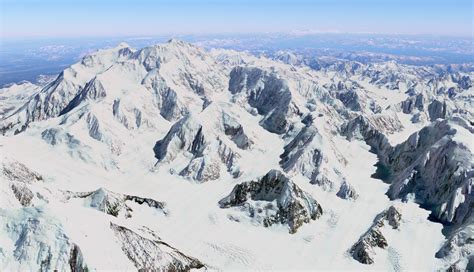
<box><xmin>0</xmin><ymin>39</ymin><xmax>472</xmax><ymax>270</ymax></box>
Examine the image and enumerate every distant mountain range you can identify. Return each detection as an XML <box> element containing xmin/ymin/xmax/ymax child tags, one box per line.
<box><xmin>1</xmin><ymin>33</ymin><xmax>473</xmax><ymax>86</ymax></box>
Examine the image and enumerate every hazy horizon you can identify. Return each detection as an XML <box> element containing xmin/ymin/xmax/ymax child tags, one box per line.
<box><xmin>1</xmin><ymin>0</ymin><xmax>473</xmax><ymax>39</ymax></box>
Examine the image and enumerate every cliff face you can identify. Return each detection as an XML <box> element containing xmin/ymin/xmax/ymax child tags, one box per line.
<box><xmin>219</xmin><ymin>170</ymin><xmax>323</xmax><ymax>233</ymax></box>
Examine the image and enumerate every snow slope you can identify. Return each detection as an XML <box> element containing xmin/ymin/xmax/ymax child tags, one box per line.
<box><xmin>0</xmin><ymin>39</ymin><xmax>472</xmax><ymax>271</ymax></box>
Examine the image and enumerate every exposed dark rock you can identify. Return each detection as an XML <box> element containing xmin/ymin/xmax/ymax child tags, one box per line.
<box><xmin>279</xmin><ymin>126</ymin><xmax>332</xmax><ymax>188</ymax></box>
<box><xmin>222</xmin><ymin>112</ymin><xmax>252</xmax><ymax>149</ymax></box>
<box><xmin>217</xmin><ymin>139</ymin><xmax>241</xmax><ymax>178</ymax></box>
<box><xmin>60</xmin><ymin>77</ymin><xmax>107</xmax><ymax>116</ymax></box>
<box><xmin>428</xmin><ymin>99</ymin><xmax>448</xmax><ymax>121</ymax></box>
<box><xmin>41</xmin><ymin>128</ymin><xmax>82</xmax><ymax>149</ymax></box>
<box><xmin>110</xmin><ymin>223</ymin><xmax>204</xmax><ymax>271</ymax></box>
<box><xmin>142</xmin><ymin>73</ymin><xmax>189</xmax><ymax>121</ymax></box>
<box><xmin>154</xmin><ymin>114</ymin><xmax>241</xmax><ymax>182</ymax></box>
<box><xmin>2</xmin><ymin>161</ymin><xmax>43</xmax><ymax>184</ymax></box>
<box><xmin>65</xmin><ymin>187</ymin><xmax>166</xmax><ymax>218</ymax></box>
<box><xmin>400</xmin><ymin>93</ymin><xmax>424</xmax><ymax>114</ymax></box>
<box><xmin>451</xmin><ymin>73</ymin><xmax>472</xmax><ymax>90</ymax></box>
<box><xmin>10</xmin><ymin>183</ymin><xmax>34</xmax><ymax>206</ymax></box>
<box><xmin>179</xmin><ymin>156</ymin><xmax>221</xmax><ymax>182</ymax></box>
<box><xmin>219</xmin><ymin>169</ymin><xmax>323</xmax><ymax>233</ymax></box>
<box><xmin>436</xmin><ymin>222</ymin><xmax>473</xmax><ymax>270</ymax></box>
<box><xmin>385</xmin><ymin>206</ymin><xmax>402</xmax><ymax>229</ymax></box>
<box><xmin>350</xmin><ymin>206</ymin><xmax>402</xmax><ymax>264</ymax></box>
<box><xmin>229</xmin><ymin>67</ymin><xmax>294</xmax><ymax>134</ymax></box>
<box><xmin>336</xmin><ymin>181</ymin><xmax>359</xmax><ymax>200</ymax></box>
<box><xmin>69</xmin><ymin>244</ymin><xmax>88</xmax><ymax>272</ymax></box>
<box><xmin>341</xmin><ymin>115</ymin><xmax>392</xmax><ymax>154</ymax></box>
<box><xmin>385</xmin><ymin>118</ymin><xmax>473</xmax><ymax>226</ymax></box>
<box><xmin>86</xmin><ymin>113</ymin><xmax>102</xmax><ymax>141</ymax></box>
<box><xmin>335</xmin><ymin>89</ymin><xmax>363</xmax><ymax>112</ymax></box>
<box><xmin>153</xmin><ymin>116</ymin><xmax>206</xmax><ymax>162</ymax></box>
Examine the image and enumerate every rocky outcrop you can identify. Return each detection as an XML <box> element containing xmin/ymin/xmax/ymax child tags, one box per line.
<box><xmin>341</xmin><ymin>115</ymin><xmax>394</xmax><ymax>153</ymax></box>
<box><xmin>142</xmin><ymin>72</ymin><xmax>189</xmax><ymax>121</ymax></box>
<box><xmin>60</xmin><ymin>77</ymin><xmax>107</xmax><ymax>116</ymax></box>
<box><xmin>280</xmin><ymin>125</ymin><xmax>333</xmax><ymax>188</ymax></box>
<box><xmin>436</xmin><ymin>222</ymin><xmax>474</xmax><ymax>271</ymax></box>
<box><xmin>10</xmin><ymin>183</ymin><xmax>34</xmax><ymax>206</ymax></box>
<box><xmin>400</xmin><ymin>93</ymin><xmax>425</xmax><ymax>114</ymax></box>
<box><xmin>336</xmin><ymin>181</ymin><xmax>359</xmax><ymax>200</ymax></box>
<box><xmin>154</xmin><ymin>114</ymin><xmax>241</xmax><ymax>182</ymax></box>
<box><xmin>178</xmin><ymin>156</ymin><xmax>222</xmax><ymax>182</ymax></box>
<box><xmin>451</xmin><ymin>73</ymin><xmax>472</xmax><ymax>90</ymax></box>
<box><xmin>428</xmin><ymin>99</ymin><xmax>448</xmax><ymax>121</ymax></box>
<box><xmin>219</xmin><ymin>169</ymin><xmax>323</xmax><ymax>233</ymax></box>
<box><xmin>385</xmin><ymin>118</ymin><xmax>473</xmax><ymax>226</ymax></box>
<box><xmin>110</xmin><ymin>222</ymin><xmax>204</xmax><ymax>271</ymax></box>
<box><xmin>350</xmin><ymin>206</ymin><xmax>402</xmax><ymax>264</ymax></box>
<box><xmin>229</xmin><ymin>67</ymin><xmax>295</xmax><ymax>134</ymax></box>
<box><xmin>86</xmin><ymin>113</ymin><xmax>102</xmax><ymax>141</ymax></box>
<box><xmin>329</xmin><ymin>80</ymin><xmax>381</xmax><ymax>114</ymax></box>
<box><xmin>221</xmin><ymin>112</ymin><xmax>252</xmax><ymax>149</ymax></box>
<box><xmin>335</xmin><ymin>89</ymin><xmax>364</xmax><ymax>112</ymax></box>
<box><xmin>1</xmin><ymin>160</ymin><xmax>43</xmax><ymax>207</ymax></box>
<box><xmin>2</xmin><ymin>161</ymin><xmax>43</xmax><ymax>184</ymax></box>
<box><xmin>64</xmin><ymin>187</ymin><xmax>166</xmax><ymax>218</ymax></box>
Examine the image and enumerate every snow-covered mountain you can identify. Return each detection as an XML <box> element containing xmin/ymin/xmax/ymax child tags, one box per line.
<box><xmin>0</xmin><ymin>39</ymin><xmax>472</xmax><ymax>271</ymax></box>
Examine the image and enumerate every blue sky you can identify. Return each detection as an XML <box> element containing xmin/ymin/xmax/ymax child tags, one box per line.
<box><xmin>0</xmin><ymin>0</ymin><xmax>472</xmax><ymax>38</ymax></box>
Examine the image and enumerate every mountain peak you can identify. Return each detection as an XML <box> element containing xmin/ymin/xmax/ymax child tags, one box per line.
<box><xmin>163</xmin><ymin>39</ymin><xmax>198</xmax><ymax>52</ymax></box>
<box><xmin>117</xmin><ymin>42</ymin><xmax>131</xmax><ymax>49</ymax></box>
<box><xmin>167</xmin><ymin>38</ymin><xmax>184</xmax><ymax>44</ymax></box>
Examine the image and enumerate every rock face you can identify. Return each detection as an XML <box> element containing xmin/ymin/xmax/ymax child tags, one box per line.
<box><xmin>60</xmin><ymin>77</ymin><xmax>107</xmax><ymax>116</ymax></box>
<box><xmin>228</xmin><ymin>67</ymin><xmax>296</xmax><ymax>134</ymax></box>
<box><xmin>341</xmin><ymin>115</ymin><xmax>394</xmax><ymax>153</ymax></box>
<box><xmin>400</xmin><ymin>93</ymin><xmax>425</xmax><ymax>114</ymax></box>
<box><xmin>219</xmin><ymin>169</ymin><xmax>323</xmax><ymax>233</ymax></box>
<box><xmin>428</xmin><ymin>99</ymin><xmax>448</xmax><ymax>121</ymax></box>
<box><xmin>280</xmin><ymin>126</ymin><xmax>329</xmax><ymax>187</ymax></box>
<box><xmin>141</xmin><ymin>72</ymin><xmax>191</xmax><ymax>122</ymax></box>
<box><xmin>154</xmin><ymin>114</ymin><xmax>219</xmax><ymax>181</ymax></box>
<box><xmin>110</xmin><ymin>222</ymin><xmax>204</xmax><ymax>271</ymax></box>
<box><xmin>153</xmin><ymin>113</ymin><xmax>241</xmax><ymax>181</ymax></box>
<box><xmin>384</xmin><ymin>118</ymin><xmax>473</xmax><ymax>227</ymax></box>
<box><xmin>380</xmin><ymin>118</ymin><xmax>473</xmax><ymax>270</ymax></box>
<box><xmin>0</xmin><ymin>208</ymin><xmax>88</xmax><ymax>272</ymax></box>
<box><xmin>1</xmin><ymin>160</ymin><xmax>43</xmax><ymax>207</ymax></box>
<box><xmin>350</xmin><ymin>206</ymin><xmax>402</xmax><ymax>264</ymax></box>
<box><xmin>2</xmin><ymin>161</ymin><xmax>43</xmax><ymax>184</ymax></box>
<box><xmin>221</xmin><ymin>112</ymin><xmax>252</xmax><ymax>149</ymax></box>
<box><xmin>336</xmin><ymin>181</ymin><xmax>359</xmax><ymax>200</ymax></box>
<box><xmin>435</xmin><ymin>222</ymin><xmax>474</xmax><ymax>271</ymax></box>
<box><xmin>329</xmin><ymin>80</ymin><xmax>381</xmax><ymax>114</ymax></box>
<box><xmin>64</xmin><ymin>187</ymin><xmax>166</xmax><ymax>218</ymax></box>
<box><xmin>10</xmin><ymin>183</ymin><xmax>34</xmax><ymax>206</ymax></box>
<box><xmin>344</xmin><ymin>114</ymin><xmax>473</xmax><ymax>269</ymax></box>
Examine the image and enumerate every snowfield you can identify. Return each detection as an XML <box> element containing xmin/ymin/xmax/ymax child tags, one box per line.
<box><xmin>0</xmin><ymin>40</ymin><xmax>472</xmax><ymax>271</ymax></box>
